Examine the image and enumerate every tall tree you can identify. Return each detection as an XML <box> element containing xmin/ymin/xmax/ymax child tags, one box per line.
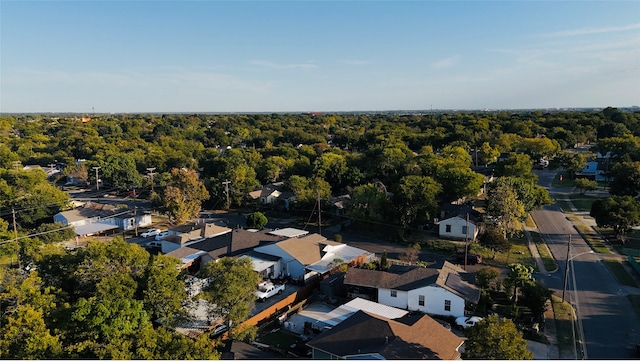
<box><xmin>609</xmin><ymin>161</ymin><xmax>640</xmax><ymax>197</ymax></box>
<box><xmin>463</xmin><ymin>314</ymin><xmax>533</xmax><ymax>360</ymax></box>
<box><xmin>201</xmin><ymin>257</ymin><xmax>262</xmax><ymax>340</ymax></box>
<box><xmin>163</xmin><ymin>168</ymin><xmax>209</xmax><ymax>224</ymax></box>
<box><xmin>590</xmin><ymin>196</ymin><xmax>640</xmax><ymax>240</ymax></box>
<box><xmin>393</xmin><ymin>175</ymin><xmax>442</xmax><ymax>228</ymax></box>
<box><xmin>485</xmin><ymin>178</ymin><xmax>527</xmax><ymax>237</ymax></box>
<box><xmin>143</xmin><ymin>254</ymin><xmax>186</xmax><ymax>325</ymax></box>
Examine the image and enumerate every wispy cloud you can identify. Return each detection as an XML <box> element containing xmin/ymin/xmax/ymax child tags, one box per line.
<box><xmin>432</xmin><ymin>55</ymin><xmax>459</xmax><ymax>69</ymax></box>
<box><xmin>249</xmin><ymin>60</ymin><xmax>318</xmax><ymax>70</ymax></box>
<box><xmin>539</xmin><ymin>23</ymin><xmax>640</xmax><ymax>37</ymax></box>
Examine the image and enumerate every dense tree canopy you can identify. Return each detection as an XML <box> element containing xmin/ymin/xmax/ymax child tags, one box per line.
<box><xmin>463</xmin><ymin>314</ymin><xmax>533</xmax><ymax>360</ymax></box>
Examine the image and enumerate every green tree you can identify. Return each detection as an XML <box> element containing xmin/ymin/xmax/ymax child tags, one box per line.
<box><xmin>201</xmin><ymin>257</ymin><xmax>262</xmax><ymax>340</ymax></box>
<box><xmin>143</xmin><ymin>254</ymin><xmax>186</xmax><ymax>325</ymax></box>
<box><xmin>436</xmin><ymin>167</ymin><xmax>485</xmax><ymax>203</ymax></box>
<box><xmin>246</xmin><ymin>211</ymin><xmax>268</xmax><ymax>229</ymax></box>
<box><xmin>609</xmin><ymin>161</ymin><xmax>640</xmax><ymax>197</ymax></box>
<box><xmin>350</xmin><ymin>183</ymin><xmax>391</xmax><ymax>222</ymax></box>
<box><xmin>574</xmin><ymin>178</ymin><xmax>598</xmax><ymax>194</ymax></box>
<box><xmin>163</xmin><ymin>168</ymin><xmax>209</xmax><ymax>224</ymax></box>
<box><xmin>95</xmin><ymin>151</ymin><xmax>143</xmax><ymax>189</ymax></box>
<box><xmin>393</xmin><ymin>175</ymin><xmax>442</xmax><ymax>228</ymax></box>
<box><xmin>0</xmin><ymin>304</ymin><xmax>62</xmax><ymax>359</ymax></box>
<box><xmin>590</xmin><ymin>196</ymin><xmax>640</xmax><ymax>240</ymax></box>
<box><xmin>485</xmin><ymin>178</ymin><xmax>527</xmax><ymax>237</ymax></box>
<box><xmin>380</xmin><ymin>251</ymin><xmax>389</xmax><ymax>271</ymax></box>
<box><xmin>463</xmin><ymin>314</ymin><xmax>533</xmax><ymax>360</ymax></box>
<box><xmin>476</xmin><ymin>266</ymin><xmax>500</xmax><ymax>290</ymax></box>
<box><xmin>504</xmin><ymin>263</ymin><xmax>534</xmax><ymax>303</ymax></box>
<box><xmin>557</xmin><ymin>151</ymin><xmax>587</xmax><ymax>178</ymax></box>
<box><xmin>477</xmin><ymin>142</ymin><xmax>501</xmax><ymax>166</ymax></box>
<box><xmin>478</xmin><ymin>227</ymin><xmax>512</xmax><ymax>257</ymax></box>
<box><xmin>521</xmin><ymin>281</ymin><xmax>552</xmax><ymax>321</ymax></box>
<box><xmin>0</xmin><ymin>168</ymin><xmax>70</xmax><ymax>228</ymax></box>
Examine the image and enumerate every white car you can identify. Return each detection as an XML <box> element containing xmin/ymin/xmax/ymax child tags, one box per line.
<box><xmin>454</xmin><ymin>316</ymin><xmax>483</xmax><ymax>330</ymax></box>
<box><xmin>141</xmin><ymin>228</ymin><xmax>161</xmax><ymax>238</ymax></box>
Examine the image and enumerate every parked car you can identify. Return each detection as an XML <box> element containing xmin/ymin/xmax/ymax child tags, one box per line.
<box><xmin>255</xmin><ymin>281</ymin><xmax>285</xmax><ymax>302</ymax></box>
<box><xmin>454</xmin><ymin>316</ymin><xmax>483</xmax><ymax>330</ymax></box>
<box><xmin>155</xmin><ymin>231</ymin><xmax>170</xmax><ymax>240</ymax></box>
<box><xmin>210</xmin><ymin>323</ymin><xmax>228</xmax><ymax>339</ymax></box>
<box><xmin>141</xmin><ymin>228</ymin><xmax>161</xmax><ymax>238</ymax></box>
<box><xmin>144</xmin><ymin>240</ymin><xmax>162</xmax><ymax>249</ymax></box>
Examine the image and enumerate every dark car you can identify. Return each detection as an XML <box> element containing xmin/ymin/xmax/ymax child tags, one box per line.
<box><xmin>455</xmin><ymin>253</ymin><xmax>482</xmax><ymax>265</ymax></box>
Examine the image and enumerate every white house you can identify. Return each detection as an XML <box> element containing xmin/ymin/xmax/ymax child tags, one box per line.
<box><xmin>53</xmin><ymin>201</ymin><xmax>152</xmax><ymax>236</ymax></box>
<box><xmin>253</xmin><ymin>233</ymin><xmax>370</xmax><ymax>282</ymax></box>
<box><xmin>438</xmin><ymin>204</ymin><xmax>481</xmax><ymax>241</ymax></box>
<box><xmin>248</xmin><ymin>182</ymin><xmax>296</xmax><ymax>209</ymax></box>
<box><xmin>343</xmin><ymin>261</ymin><xmax>480</xmax><ymax>317</ymax></box>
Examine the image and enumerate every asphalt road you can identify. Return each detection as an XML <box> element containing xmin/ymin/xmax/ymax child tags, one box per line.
<box><xmin>532</xmin><ymin>169</ymin><xmax>640</xmax><ymax>359</ymax></box>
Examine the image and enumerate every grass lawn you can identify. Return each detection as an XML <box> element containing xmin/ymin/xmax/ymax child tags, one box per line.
<box><xmin>530</xmin><ymin>231</ymin><xmax>558</xmax><ymax>272</ymax></box>
<box><xmin>551</xmin><ymin>295</ymin><xmax>579</xmax><ymax>359</ymax></box>
<box><xmin>567</xmin><ymin>194</ymin><xmax>599</xmax><ymax>212</ymax></box>
<box><xmin>574</xmin><ymin>224</ymin><xmax>610</xmax><ymax>254</ymax></box>
<box><xmin>551</xmin><ymin>171</ymin><xmax>575</xmax><ymax>188</ymax></box>
<box><xmin>474</xmin><ymin>234</ymin><xmax>536</xmax><ymax>270</ymax></box>
<box><xmin>603</xmin><ymin>258</ymin><xmax>638</xmax><ymax>287</ymax></box>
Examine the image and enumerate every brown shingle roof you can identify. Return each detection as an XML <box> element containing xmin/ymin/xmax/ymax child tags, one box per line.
<box><xmin>307</xmin><ymin>310</ymin><xmax>463</xmax><ymax>360</ymax></box>
<box><xmin>276</xmin><ymin>233</ymin><xmax>338</xmax><ymax>265</ymax></box>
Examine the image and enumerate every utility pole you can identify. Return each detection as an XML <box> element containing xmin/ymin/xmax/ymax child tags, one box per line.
<box><xmin>12</xmin><ymin>208</ymin><xmax>20</xmax><ymax>269</ymax></box>
<box><xmin>134</xmin><ymin>206</ymin><xmax>138</xmax><ymax>237</ymax></box>
<box><xmin>562</xmin><ymin>234</ymin><xmax>572</xmax><ymax>303</ymax></box>
<box><xmin>92</xmin><ymin>166</ymin><xmax>101</xmax><ymax>191</ymax></box>
<box><xmin>317</xmin><ymin>191</ymin><xmax>322</xmax><ymax>236</ymax></box>
<box><xmin>464</xmin><ymin>212</ymin><xmax>470</xmax><ymax>271</ymax></box>
<box><xmin>222</xmin><ymin>180</ymin><xmax>231</xmax><ymax>211</ymax></box>
<box><xmin>146</xmin><ymin>167</ymin><xmax>156</xmax><ymax>194</ymax></box>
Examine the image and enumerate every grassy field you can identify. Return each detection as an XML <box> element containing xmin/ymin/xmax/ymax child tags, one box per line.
<box><xmin>567</xmin><ymin>194</ymin><xmax>599</xmax><ymax>212</ymax></box>
<box><xmin>603</xmin><ymin>258</ymin><xmax>638</xmax><ymax>287</ymax></box>
<box><xmin>530</xmin><ymin>231</ymin><xmax>558</xmax><ymax>272</ymax></box>
<box><xmin>574</xmin><ymin>223</ymin><xmax>610</xmax><ymax>254</ymax></box>
<box><xmin>551</xmin><ymin>295</ymin><xmax>580</xmax><ymax>359</ymax></box>
<box><xmin>472</xmin><ymin>233</ymin><xmax>536</xmax><ymax>270</ymax></box>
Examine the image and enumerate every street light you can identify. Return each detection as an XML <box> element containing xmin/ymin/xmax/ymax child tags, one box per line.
<box><xmin>562</xmin><ymin>236</ymin><xmax>594</xmax><ymax>303</ymax></box>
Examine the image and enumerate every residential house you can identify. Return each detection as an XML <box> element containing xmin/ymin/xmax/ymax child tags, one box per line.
<box><xmin>161</xmin><ymin>222</ymin><xmax>232</xmax><ymax>254</ymax></box>
<box><xmin>438</xmin><ymin>204</ymin><xmax>482</xmax><ymax>241</ymax></box>
<box><xmin>248</xmin><ymin>182</ymin><xmax>296</xmax><ymax>209</ymax></box>
<box><xmin>165</xmin><ymin>227</ymin><xmax>284</xmax><ymax>270</ymax></box>
<box><xmin>53</xmin><ymin>201</ymin><xmax>151</xmax><ymax>237</ymax></box>
<box><xmin>306</xmin><ymin>310</ymin><xmax>464</xmax><ymax>360</ymax></box>
<box><xmin>253</xmin><ymin>233</ymin><xmax>371</xmax><ymax>283</ymax></box>
<box><xmin>576</xmin><ymin>152</ymin><xmax>613</xmax><ymax>182</ymax></box>
<box><xmin>343</xmin><ymin>262</ymin><xmax>480</xmax><ymax>317</ymax></box>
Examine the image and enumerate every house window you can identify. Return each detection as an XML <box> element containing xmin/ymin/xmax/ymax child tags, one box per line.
<box><xmin>418</xmin><ymin>295</ymin><xmax>425</xmax><ymax>306</ymax></box>
<box><xmin>390</xmin><ymin>290</ymin><xmax>397</xmax><ymax>298</ymax></box>
<box><xmin>462</xmin><ymin>225</ymin><xmax>468</xmax><ymax>235</ymax></box>
<box><xmin>444</xmin><ymin>300</ymin><xmax>451</xmax><ymax>311</ymax></box>
<box><xmin>445</xmin><ymin>224</ymin><xmax>451</xmax><ymax>233</ymax></box>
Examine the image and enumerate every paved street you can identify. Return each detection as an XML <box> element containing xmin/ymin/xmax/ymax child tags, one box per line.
<box><xmin>533</xmin><ymin>169</ymin><xmax>640</xmax><ymax>359</ymax></box>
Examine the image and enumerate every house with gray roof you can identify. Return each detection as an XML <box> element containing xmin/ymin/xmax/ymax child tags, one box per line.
<box><xmin>343</xmin><ymin>261</ymin><xmax>480</xmax><ymax>317</ymax></box>
<box><xmin>53</xmin><ymin>201</ymin><xmax>151</xmax><ymax>236</ymax></box>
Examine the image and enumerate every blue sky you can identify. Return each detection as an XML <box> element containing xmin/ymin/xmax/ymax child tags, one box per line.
<box><xmin>1</xmin><ymin>1</ymin><xmax>639</xmax><ymax>113</ymax></box>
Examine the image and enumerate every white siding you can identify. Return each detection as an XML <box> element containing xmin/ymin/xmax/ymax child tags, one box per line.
<box><xmin>377</xmin><ymin>288</ymin><xmax>409</xmax><ymax>309</ymax></box>
<box><xmin>439</xmin><ymin>216</ymin><xmax>477</xmax><ymax>241</ymax></box>
<box><xmin>254</xmin><ymin>244</ymin><xmax>305</xmax><ymax>279</ymax></box>
<box><xmin>406</xmin><ymin>286</ymin><xmax>465</xmax><ymax>316</ymax></box>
